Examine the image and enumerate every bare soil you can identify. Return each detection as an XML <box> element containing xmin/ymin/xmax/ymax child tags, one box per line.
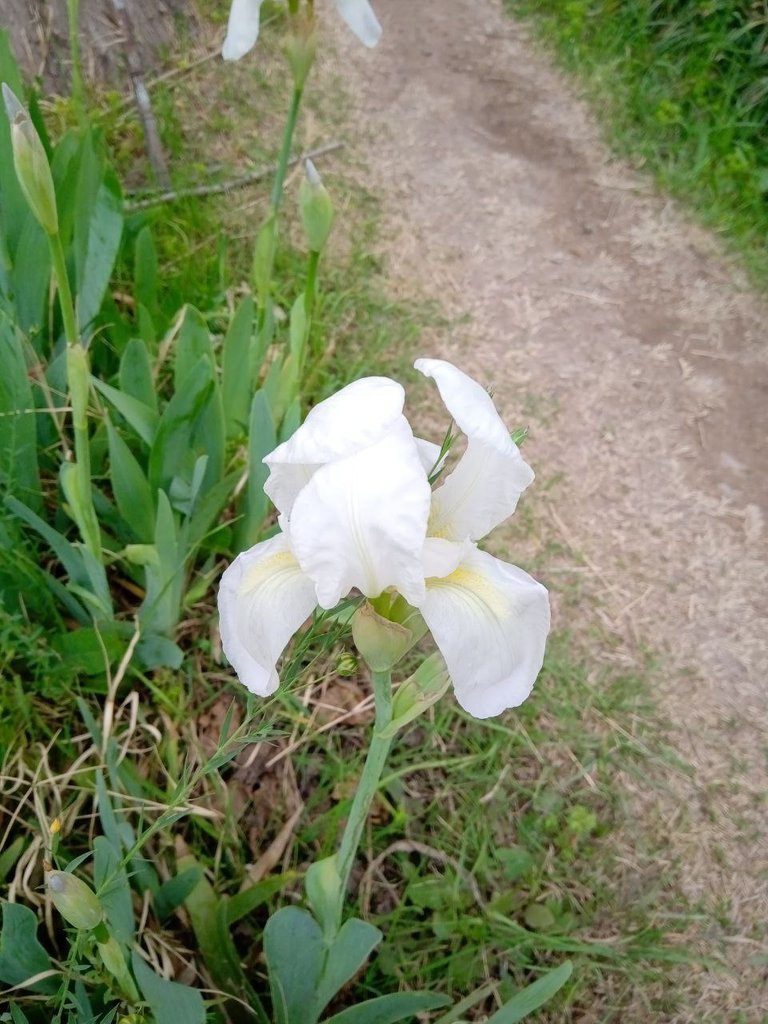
<box><xmin>328</xmin><ymin>1</ymin><xmax>768</xmax><ymax>1019</ymax></box>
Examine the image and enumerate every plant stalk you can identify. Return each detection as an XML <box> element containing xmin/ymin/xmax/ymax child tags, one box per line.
<box><xmin>335</xmin><ymin>668</ymin><xmax>394</xmax><ymax>904</ymax></box>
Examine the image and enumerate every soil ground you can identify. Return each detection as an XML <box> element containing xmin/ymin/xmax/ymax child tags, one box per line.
<box><xmin>327</xmin><ymin>1</ymin><xmax>768</xmax><ymax>1019</ymax></box>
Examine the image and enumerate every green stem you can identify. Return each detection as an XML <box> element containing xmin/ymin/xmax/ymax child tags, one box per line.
<box><xmin>335</xmin><ymin>669</ymin><xmax>394</xmax><ymax>904</ymax></box>
<box><xmin>49</xmin><ymin>231</ymin><xmax>79</xmax><ymax>349</ymax></box>
<box><xmin>66</xmin><ymin>0</ymin><xmax>85</xmax><ymax>123</ymax></box>
<box><xmin>270</xmin><ymin>87</ymin><xmax>303</xmax><ymax>215</ymax></box>
<box><xmin>304</xmin><ymin>248</ymin><xmax>320</xmax><ymax>359</ymax></box>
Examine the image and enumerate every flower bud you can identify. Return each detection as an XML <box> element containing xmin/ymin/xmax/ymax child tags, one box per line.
<box><xmin>299</xmin><ymin>159</ymin><xmax>334</xmax><ymax>253</ymax></box>
<box><xmin>2</xmin><ymin>83</ymin><xmax>58</xmax><ymax>235</ymax></box>
<box><xmin>380</xmin><ymin>653</ymin><xmax>451</xmax><ymax>738</ymax></box>
<box><xmin>47</xmin><ymin>870</ymin><xmax>104</xmax><ymax>931</ymax></box>
<box><xmin>352</xmin><ymin>602</ymin><xmax>413</xmax><ymax>672</ymax></box>
<box><xmin>336</xmin><ymin>652</ymin><xmax>358</xmax><ymax>677</ymax></box>
<box><xmin>285</xmin><ymin>17</ymin><xmax>317</xmax><ymax>91</ymax></box>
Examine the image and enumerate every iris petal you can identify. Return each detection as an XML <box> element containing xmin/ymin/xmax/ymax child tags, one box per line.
<box><xmin>419</xmin><ymin>545</ymin><xmax>550</xmax><ymax>718</ymax></box>
<box><xmin>264</xmin><ymin>377</ymin><xmax>405</xmax><ymax>516</ymax></box>
<box><xmin>335</xmin><ymin>0</ymin><xmax>382</xmax><ymax>47</ymax></box>
<box><xmin>415</xmin><ymin>358</ymin><xmax>534</xmax><ymax>540</ymax></box>
<box><xmin>218</xmin><ymin>533</ymin><xmax>317</xmax><ymax>695</ymax></box>
<box><xmin>289</xmin><ymin>420</ymin><xmax>431</xmax><ymax>608</ymax></box>
<box><xmin>222</xmin><ymin>0</ymin><xmax>263</xmax><ymax>60</ymax></box>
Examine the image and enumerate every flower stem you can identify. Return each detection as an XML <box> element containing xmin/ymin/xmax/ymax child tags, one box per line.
<box><xmin>66</xmin><ymin>0</ymin><xmax>85</xmax><ymax>124</ymax></box>
<box><xmin>270</xmin><ymin>87</ymin><xmax>303</xmax><ymax>215</ymax></box>
<box><xmin>335</xmin><ymin>669</ymin><xmax>394</xmax><ymax>905</ymax></box>
<box><xmin>48</xmin><ymin>230</ymin><xmax>79</xmax><ymax>349</ymax></box>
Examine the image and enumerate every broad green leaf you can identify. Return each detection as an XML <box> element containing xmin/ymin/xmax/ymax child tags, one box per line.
<box><xmin>179</xmin><ymin>852</ymin><xmax>264</xmax><ymax>1024</ymax></box>
<box><xmin>135</xmin><ymin>632</ymin><xmax>184</xmax><ymax>670</ymax></box>
<box><xmin>316</xmin><ymin>918</ymin><xmax>383</xmax><ymax>1016</ymax></box>
<box><xmin>9</xmin><ymin>1002</ymin><xmax>31</xmax><ymax>1024</ymax></box>
<box><xmin>187</xmin><ymin>469</ymin><xmax>240</xmax><ymax>551</ymax></box>
<box><xmin>93</xmin><ymin>836</ymin><xmax>134</xmax><ymax>943</ymax></box>
<box><xmin>0</xmin><ymin>837</ymin><xmax>25</xmax><ymax>882</ymax></box>
<box><xmin>4</xmin><ymin>495</ymin><xmax>112</xmax><ymax>619</ymax></box>
<box><xmin>131</xmin><ymin>949</ymin><xmax>205</xmax><ymax>1024</ymax></box>
<box><xmin>325</xmin><ymin>992</ymin><xmax>452</xmax><ymax>1024</ymax></box>
<box><xmin>0</xmin><ymin>321</ymin><xmax>41</xmax><ymax>510</ymax></box>
<box><xmin>148</xmin><ymin>360</ymin><xmax>212</xmax><ymax>494</ymax></box>
<box><xmin>221</xmin><ymin>294</ymin><xmax>254</xmax><ymax>437</ymax></box>
<box><xmin>0</xmin><ymin>902</ymin><xmax>57</xmax><ymax>994</ymax></box>
<box><xmin>50</xmin><ymin>626</ymin><xmax>124</xmax><ymax>676</ymax></box>
<box><xmin>10</xmin><ymin>214</ymin><xmax>49</xmax><ymax>337</ymax></box>
<box><xmin>0</xmin><ymin>30</ymin><xmax>28</xmax><ymax>250</ymax></box>
<box><xmin>486</xmin><ymin>962</ymin><xmax>573</xmax><ymax>1023</ymax></box>
<box><xmin>174</xmin><ymin>305</ymin><xmax>214</xmax><ymax>391</ymax></box>
<box><xmin>76</xmin><ymin>169</ymin><xmax>123</xmax><ymax>333</ymax></box>
<box><xmin>225</xmin><ymin>872</ymin><xmax>297</xmax><ymax>926</ymax></box>
<box><xmin>153</xmin><ymin>866</ymin><xmax>203</xmax><ymax>922</ymax></box>
<box><xmin>289</xmin><ymin>293</ymin><xmax>308</xmax><ymax>361</ymax></box>
<box><xmin>140</xmin><ymin>491</ymin><xmax>183</xmax><ymax>636</ymax></box>
<box><xmin>106</xmin><ymin>419</ymin><xmax>155</xmax><ymax>542</ymax></box>
<box><xmin>134</xmin><ymin>226</ymin><xmax>158</xmax><ymax>318</ymax></box>
<box><xmin>264</xmin><ymin>906</ymin><xmax>324</xmax><ymax>1024</ymax></box>
<box><xmin>92</xmin><ymin>377</ymin><xmax>159</xmax><ymax>446</ymax></box>
<box><xmin>236</xmin><ymin>389</ymin><xmax>276</xmax><ymax>551</ymax></box>
<box><xmin>119</xmin><ymin>337</ymin><xmax>157</xmax><ymax>413</ymax></box>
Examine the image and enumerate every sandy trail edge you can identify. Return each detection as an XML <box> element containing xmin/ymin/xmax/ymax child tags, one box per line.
<box><xmin>326</xmin><ymin>1</ymin><xmax>768</xmax><ymax>1018</ymax></box>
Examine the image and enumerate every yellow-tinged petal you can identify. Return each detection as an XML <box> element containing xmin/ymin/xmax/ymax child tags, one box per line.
<box><xmin>420</xmin><ymin>544</ymin><xmax>549</xmax><ymax>718</ymax></box>
<box><xmin>218</xmin><ymin>533</ymin><xmax>317</xmax><ymax>695</ymax></box>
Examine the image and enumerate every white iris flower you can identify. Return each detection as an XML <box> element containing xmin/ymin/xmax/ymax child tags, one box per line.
<box><xmin>218</xmin><ymin>360</ymin><xmax>550</xmax><ymax>719</ymax></box>
<box><xmin>222</xmin><ymin>0</ymin><xmax>382</xmax><ymax>61</ymax></box>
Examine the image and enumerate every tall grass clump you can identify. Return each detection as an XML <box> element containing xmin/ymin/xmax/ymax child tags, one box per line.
<box><xmin>507</xmin><ymin>0</ymin><xmax>768</xmax><ymax>283</ymax></box>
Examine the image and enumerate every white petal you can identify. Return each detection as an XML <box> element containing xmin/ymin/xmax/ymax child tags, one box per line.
<box><xmin>218</xmin><ymin>533</ymin><xmax>317</xmax><ymax>695</ymax></box>
<box><xmin>335</xmin><ymin>0</ymin><xmax>382</xmax><ymax>47</ymax></box>
<box><xmin>264</xmin><ymin>377</ymin><xmax>405</xmax><ymax>515</ymax></box>
<box><xmin>222</xmin><ymin>0</ymin><xmax>263</xmax><ymax>60</ymax></box>
<box><xmin>419</xmin><ymin>545</ymin><xmax>550</xmax><ymax>718</ymax></box>
<box><xmin>289</xmin><ymin>420</ymin><xmax>431</xmax><ymax>608</ymax></box>
<box><xmin>415</xmin><ymin>357</ymin><xmax>534</xmax><ymax>540</ymax></box>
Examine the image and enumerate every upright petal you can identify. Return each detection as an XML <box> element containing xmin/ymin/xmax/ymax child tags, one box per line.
<box><xmin>222</xmin><ymin>0</ymin><xmax>263</xmax><ymax>60</ymax></box>
<box><xmin>218</xmin><ymin>533</ymin><xmax>317</xmax><ymax>695</ymax></box>
<box><xmin>264</xmin><ymin>376</ymin><xmax>405</xmax><ymax>515</ymax></box>
<box><xmin>335</xmin><ymin>0</ymin><xmax>382</xmax><ymax>47</ymax></box>
<box><xmin>289</xmin><ymin>420</ymin><xmax>431</xmax><ymax>608</ymax></box>
<box><xmin>419</xmin><ymin>545</ymin><xmax>550</xmax><ymax>718</ymax></box>
<box><xmin>415</xmin><ymin>358</ymin><xmax>534</xmax><ymax>540</ymax></box>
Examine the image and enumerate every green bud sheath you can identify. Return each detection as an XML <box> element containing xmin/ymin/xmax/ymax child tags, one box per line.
<box><xmin>47</xmin><ymin>870</ymin><xmax>104</xmax><ymax>931</ymax></box>
<box><xmin>299</xmin><ymin>159</ymin><xmax>334</xmax><ymax>253</ymax></box>
<box><xmin>2</xmin><ymin>83</ymin><xmax>58</xmax><ymax>235</ymax></box>
<box><xmin>352</xmin><ymin>602</ymin><xmax>412</xmax><ymax>672</ymax></box>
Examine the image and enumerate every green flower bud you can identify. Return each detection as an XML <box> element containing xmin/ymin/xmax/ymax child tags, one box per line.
<box><xmin>47</xmin><ymin>870</ymin><xmax>104</xmax><ymax>931</ymax></box>
<box><xmin>285</xmin><ymin>18</ymin><xmax>317</xmax><ymax>91</ymax></box>
<box><xmin>305</xmin><ymin>856</ymin><xmax>342</xmax><ymax>939</ymax></box>
<box><xmin>336</xmin><ymin>652</ymin><xmax>358</xmax><ymax>677</ymax></box>
<box><xmin>382</xmin><ymin>653</ymin><xmax>451</xmax><ymax>737</ymax></box>
<box><xmin>2</xmin><ymin>83</ymin><xmax>58</xmax><ymax>235</ymax></box>
<box><xmin>299</xmin><ymin>159</ymin><xmax>334</xmax><ymax>253</ymax></box>
<box><xmin>352</xmin><ymin>602</ymin><xmax>412</xmax><ymax>672</ymax></box>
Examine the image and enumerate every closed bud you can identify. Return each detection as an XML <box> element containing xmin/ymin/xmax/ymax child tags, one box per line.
<box><xmin>299</xmin><ymin>159</ymin><xmax>334</xmax><ymax>253</ymax></box>
<box><xmin>285</xmin><ymin>16</ymin><xmax>317</xmax><ymax>91</ymax></box>
<box><xmin>352</xmin><ymin>602</ymin><xmax>412</xmax><ymax>672</ymax></box>
<box><xmin>380</xmin><ymin>653</ymin><xmax>451</xmax><ymax>738</ymax></box>
<box><xmin>2</xmin><ymin>83</ymin><xmax>58</xmax><ymax>235</ymax></box>
<box><xmin>336</xmin><ymin>652</ymin><xmax>358</xmax><ymax>677</ymax></box>
<box><xmin>47</xmin><ymin>870</ymin><xmax>104</xmax><ymax>931</ymax></box>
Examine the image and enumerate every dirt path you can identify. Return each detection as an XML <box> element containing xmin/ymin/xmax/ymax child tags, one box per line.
<box><xmin>328</xmin><ymin>1</ymin><xmax>768</xmax><ymax>1018</ymax></box>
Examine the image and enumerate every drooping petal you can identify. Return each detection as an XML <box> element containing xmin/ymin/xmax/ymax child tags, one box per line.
<box><xmin>335</xmin><ymin>0</ymin><xmax>382</xmax><ymax>47</ymax></box>
<box><xmin>415</xmin><ymin>358</ymin><xmax>534</xmax><ymax>540</ymax></box>
<box><xmin>289</xmin><ymin>420</ymin><xmax>431</xmax><ymax>608</ymax></box>
<box><xmin>419</xmin><ymin>544</ymin><xmax>550</xmax><ymax>718</ymax></box>
<box><xmin>264</xmin><ymin>376</ymin><xmax>405</xmax><ymax>516</ymax></box>
<box><xmin>222</xmin><ymin>0</ymin><xmax>263</xmax><ymax>60</ymax></box>
<box><xmin>218</xmin><ymin>533</ymin><xmax>317</xmax><ymax>695</ymax></box>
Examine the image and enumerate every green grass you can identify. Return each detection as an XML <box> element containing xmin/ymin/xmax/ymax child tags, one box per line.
<box><xmin>506</xmin><ymin>0</ymin><xmax>768</xmax><ymax>285</ymax></box>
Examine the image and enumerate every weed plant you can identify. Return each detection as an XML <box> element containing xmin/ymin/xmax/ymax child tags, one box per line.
<box><xmin>507</xmin><ymin>0</ymin><xmax>768</xmax><ymax>284</ymax></box>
